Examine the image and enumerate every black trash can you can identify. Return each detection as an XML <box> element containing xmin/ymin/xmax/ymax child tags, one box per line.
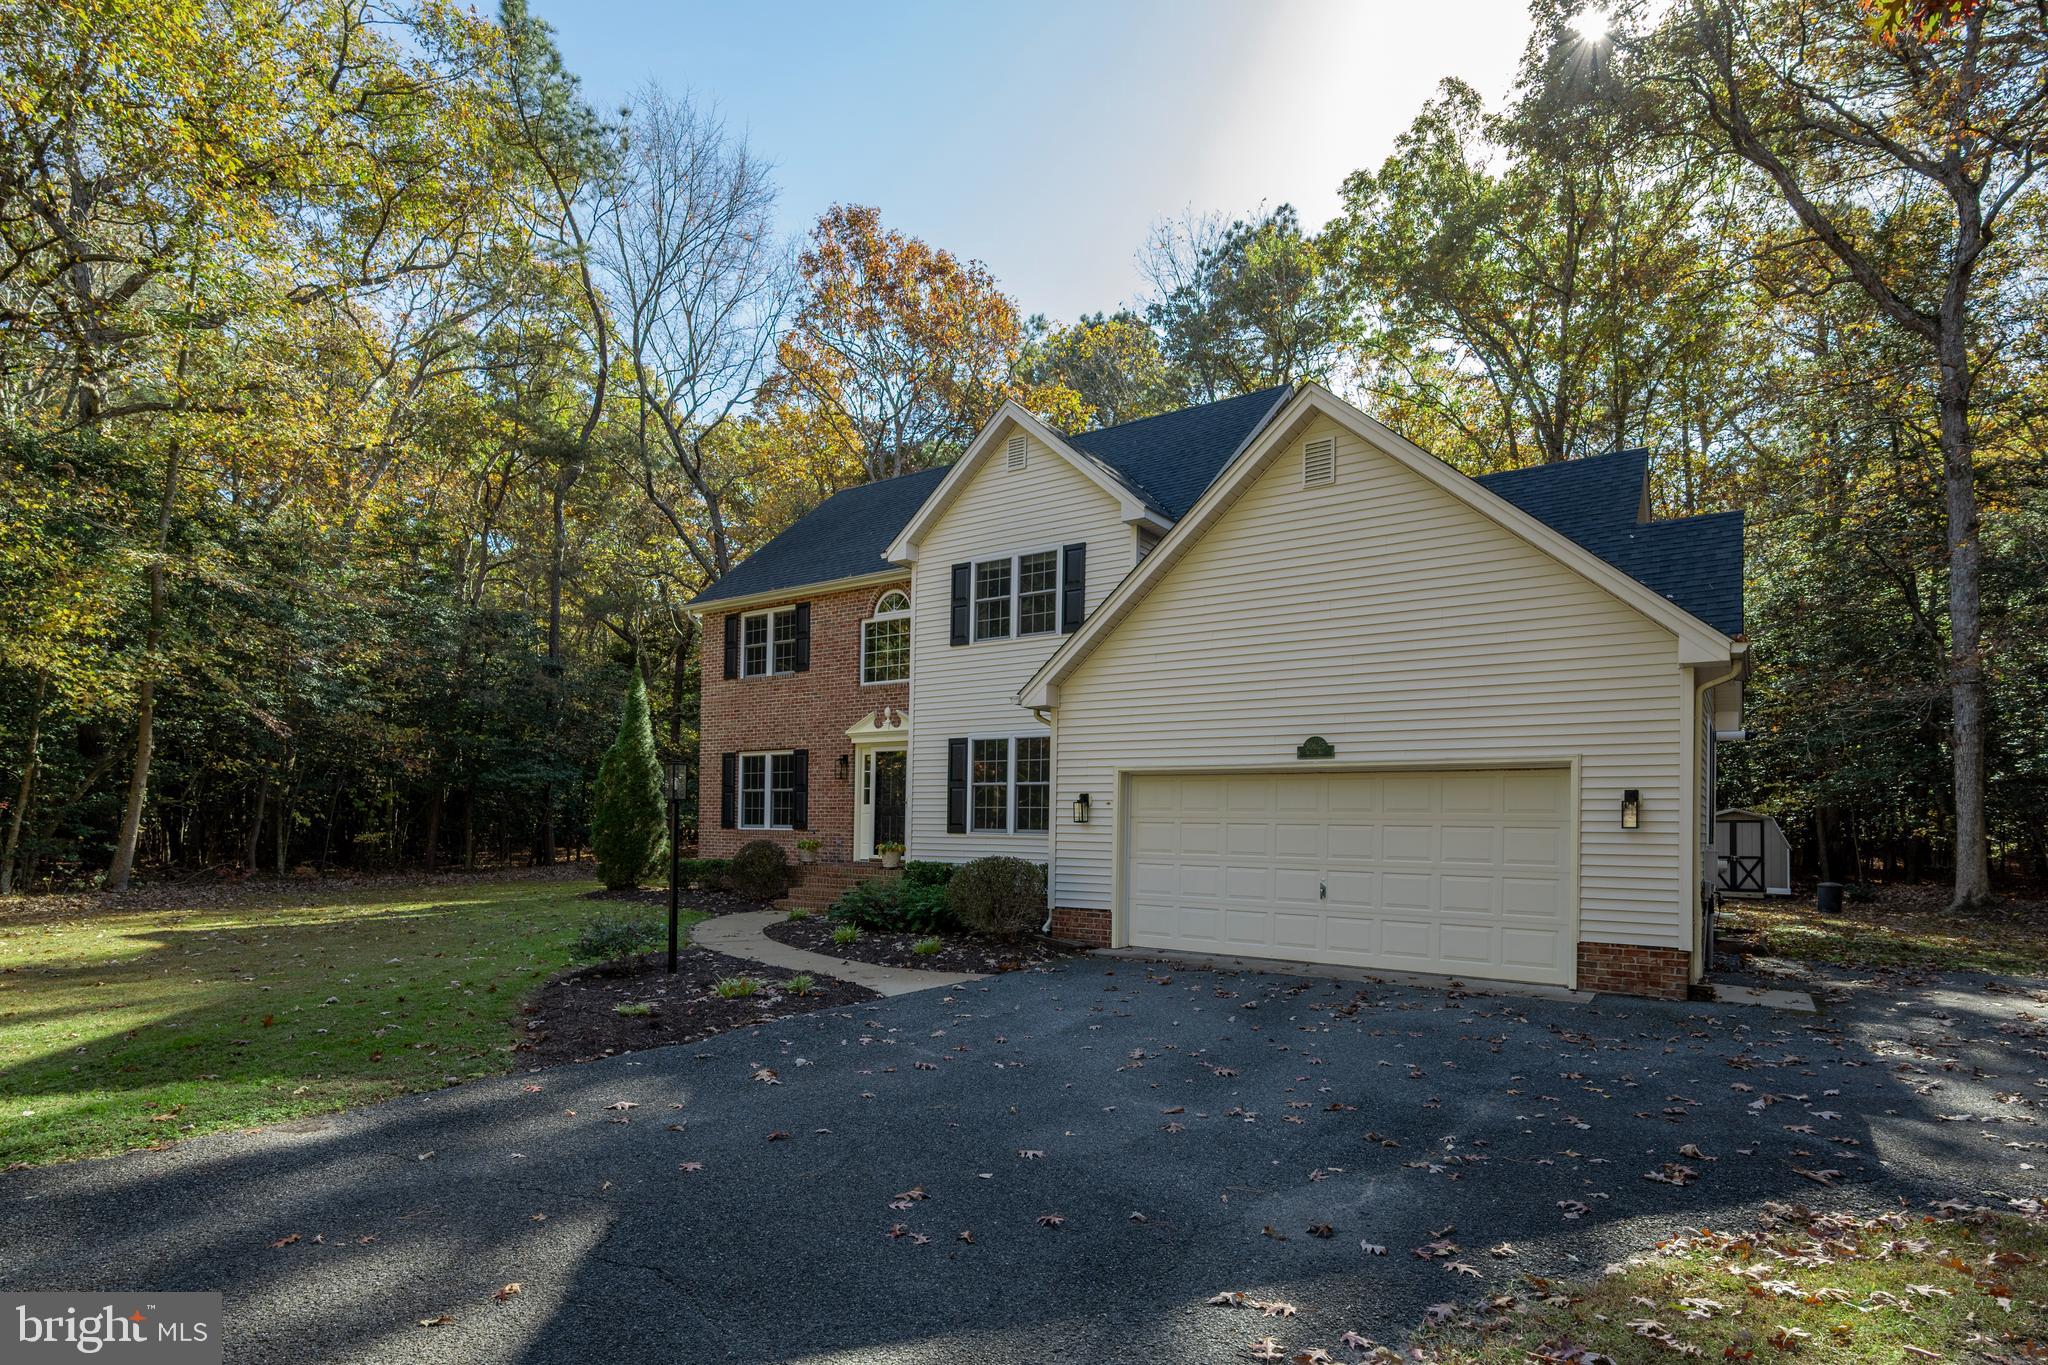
<box><xmin>1816</xmin><ymin>881</ymin><xmax>1843</xmax><ymax>915</ymax></box>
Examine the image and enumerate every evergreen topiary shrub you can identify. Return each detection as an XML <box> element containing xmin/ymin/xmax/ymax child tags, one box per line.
<box><xmin>728</xmin><ymin>839</ymin><xmax>789</xmax><ymax>900</ymax></box>
<box><xmin>946</xmin><ymin>857</ymin><xmax>1045</xmax><ymax>941</ymax></box>
<box><xmin>589</xmin><ymin>673</ymin><xmax>668</xmax><ymax>890</ymax></box>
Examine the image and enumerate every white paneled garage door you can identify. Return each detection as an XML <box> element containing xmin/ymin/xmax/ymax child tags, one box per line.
<box><xmin>1125</xmin><ymin>769</ymin><xmax>1573</xmax><ymax>985</ymax></box>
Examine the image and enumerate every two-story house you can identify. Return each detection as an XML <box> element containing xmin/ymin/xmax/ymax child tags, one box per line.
<box><xmin>690</xmin><ymin>384</ymin><xmax>1747</xmax><ymax>999</ymax></box>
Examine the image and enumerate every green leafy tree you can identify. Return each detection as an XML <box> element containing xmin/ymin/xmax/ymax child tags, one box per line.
<box><xmin>589</xmin><ymin>672</ymin><xmax>667</xmax><ymax>890</ymax></box>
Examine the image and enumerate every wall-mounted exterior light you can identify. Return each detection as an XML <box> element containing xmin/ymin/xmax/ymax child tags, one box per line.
<box><xmin>1072</xmin><ymin>793</ymin><xmax>1091</xmax><ymax>824</ymax></box>
<box><xmin>836</xmin><ymin>753</ymin><xmax>850</xmax><ymax>781</ymax></box>
<box><xmin>1620</xmin><ymin>789</ymin><xmax>1641</xmax><ymax>830</ymax></box>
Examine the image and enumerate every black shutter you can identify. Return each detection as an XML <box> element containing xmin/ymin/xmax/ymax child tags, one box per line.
<box><xmin>792</xmin><ymin>603</ymin><xmax>812</xmax><ymax>671</ymax></box>
<box><xmin>949</xmin><ymin>563</ymin><xmax>972</xmax><ymax>645</ymax></box>
<box><xmin>719</xmin><ymin>752</ymin><xmax>738</xmax><ymax>828</ymax></box>
<box><xmin>1061</xmin><ymin>542</ymin><xmax>1086</xmax><ymax>633</ymax></box>
<box><xmin>723</xmin><ymin>614</ymin><xmax>739</xmax><ymax>679</ymax></box>
<box><xmin>946</xmin><ymin>738</ymin><xmax>969</xmax><ymax>833</ymax></box>
<box><xmin>790</xmin><ymin>749</ymin><xmax>809</xmax><ymax>830</ymax></box>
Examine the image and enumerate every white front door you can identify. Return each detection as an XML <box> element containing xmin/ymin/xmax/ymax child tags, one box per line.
<box><xmin>1124</xmin><ymin>768</ymin><xmax>1573</xmax><ymax>986</ymax></box>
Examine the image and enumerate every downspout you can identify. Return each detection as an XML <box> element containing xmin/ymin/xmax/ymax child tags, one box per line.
<box><xmin>1691</xmin><ymin>645</ymin><xmax>1749</xmax><ymax>976</ymax></box>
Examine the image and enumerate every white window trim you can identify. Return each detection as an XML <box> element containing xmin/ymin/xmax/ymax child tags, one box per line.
<box><xmin>737</xmin><ymin>749</ymin><xmax>796</xmax><ymax>829</ymax></box>
<box><xmin>860</xmin><ymin>590</ymin><xmax>911</xmax><ymax>686</ymax></box>
<box><xmin>971</xmin><ymin>548</ymin><xmax>1063</xmax><ymax>643</ymax></box>
<box><xmin>739</xmin><ymin>606</ymin><xmax>799</xmax><ymax>679</ymax></box>
<box><xmin>966</xmin><ymin>733</ymin><xmax>1052</xmax><ymax>835</ymax></box>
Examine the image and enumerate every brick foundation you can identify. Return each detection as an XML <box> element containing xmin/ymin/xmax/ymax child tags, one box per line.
<box><xmin>1048</xmin><ymin>906</ymin><xmax>1110</xmax><ymax>947</ymax></box>
<box><xmin>1576</xmin><ymin>941</ymin><xmax>1691</xmax><ymax>999</ymax></box>
<box><xmin>699</xmin><ymin>580</ymin><xmax>909</xmax><ymax>863</ymax></box>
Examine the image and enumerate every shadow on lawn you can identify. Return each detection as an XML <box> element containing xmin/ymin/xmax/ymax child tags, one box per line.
<box><xmin>3</xmin><ymin>962</ymin><xmax>2038</xmax><ymax>1363</ymax></box>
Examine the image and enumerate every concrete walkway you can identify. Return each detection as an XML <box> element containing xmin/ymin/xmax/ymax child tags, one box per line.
<box><xmin>692</xmin><ymin>909</ymin><xmax>982</xmax><ymax>995</ymax></box>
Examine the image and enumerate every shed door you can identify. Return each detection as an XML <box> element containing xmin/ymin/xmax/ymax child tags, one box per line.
<box><xmin>1723</xmin><ymin>820</ymin><xmax>1765</xmax><ymax>893</ymax></box>
<box><xmin>1125</xmin><ymin>769</ymin><xmax>1572</xmax><ymax>986</ymax></box>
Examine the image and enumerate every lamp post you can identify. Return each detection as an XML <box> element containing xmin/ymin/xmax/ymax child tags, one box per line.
<box><xmin>665</xmin><ymin>757</ymin><xmax>687</xmax><ymax>974</ymax></box>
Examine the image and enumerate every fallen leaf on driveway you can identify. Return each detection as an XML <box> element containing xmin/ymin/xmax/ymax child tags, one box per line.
<box><xmin>1360</xmin><ymin>1242</ymin><xmax>1387</xmax><ymax>1256</ymax></box>
<box><xmin>1249</xmin><ymin>1338</ymin><xmax>1284</xmax><ymax>1360</ymax></box>
<box><xmin>418</xmin><ymin>1315</ymin><xmax>452</xmax><ymax>1327</ymax></box>
<box><xmin>270</xmin><ymin>1234</ymin><xmax>299</xmax><ymax>1249</ymax></box>
<box><xmin>1306</xmin><ymin>1223</ymin><xmax>1334</xmax><ymax>1238</ymax></box>
<box><xmin>678</xmin><ymin>1161</ymin><xmax>704</xmax><ymax>1172</ymax></box>
<box><xmin>492</xmin><ymin>1283</ymin><xmax>521</xmax><ymax>1302</ymax></box>
<box><xmin>1037</xmin><ymin>1213</ymin><xmax>1066</xmax><ymax>1227</ymax></box>
<box><xmin>1018</xmin><ymin>1149</ymin><xmax>1045</xmax><ymax>1159</ymax></box>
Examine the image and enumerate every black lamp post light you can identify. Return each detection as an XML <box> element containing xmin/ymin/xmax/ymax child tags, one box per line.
<box><xmin>665</xmin><ymin>757</ymin><xmax>688</xmax><ymax>974</ymax></box>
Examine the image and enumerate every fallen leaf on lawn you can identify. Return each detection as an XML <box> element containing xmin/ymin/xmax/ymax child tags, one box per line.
<box><xmin>1424</xmin><ymin>1303</ymin><xmax>1454</xmax><ymax>1325</ymax></box>
<box><xmin>492</xmin><ymin>1283</ymin><xmax>521</xmax><ymax>1302</ymax></box>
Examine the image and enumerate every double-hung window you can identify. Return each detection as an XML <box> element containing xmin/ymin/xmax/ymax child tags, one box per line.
<box><xmin>861</xmin><ymin>590</ymin><xmax>910</xmax><ymax>684</ymax></box>
<box><xmin>971</xmin><ymin>551</ymin><xmax>1059</xmax><ymax>641</ymax></box>
<box><xmin>738</xmin><ymin>751</ymin><xmax>796</xmax><ymax>829</ymax></box>
<box><xmin>739</xmin><ymin>606</ymin><xmax>801</xmax><ymax>677</ymax></box>
<box><xmin>968</xmin><ymin>735</ymin><xmax>1051</xmax><ymax>833</ymax></box>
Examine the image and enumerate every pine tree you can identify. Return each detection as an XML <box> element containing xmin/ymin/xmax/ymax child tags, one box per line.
<box><xmin>590</xmin><ymin>672</ymin><xmax>668</xmax><ymax>890</ymax></box>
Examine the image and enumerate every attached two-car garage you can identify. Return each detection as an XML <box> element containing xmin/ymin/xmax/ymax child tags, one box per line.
<box><xmin>1124</xmin><ymin>768</ymin><xmax>1574</xmax><ymax>987</ymax></box>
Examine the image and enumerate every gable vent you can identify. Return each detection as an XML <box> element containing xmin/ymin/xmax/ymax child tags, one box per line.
<box><xmin>1302</xmin><ymin>436</ymin><xmax>1336</xmax><ymax>487</ymax></box>
<box><xmin>1006</xmin><ymin>434</ymin><xmax>1028</xmax><ymax>471</ymax></box>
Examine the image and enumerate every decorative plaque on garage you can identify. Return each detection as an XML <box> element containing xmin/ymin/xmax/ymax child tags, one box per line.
<box><xmin>1295</xmin><ymin>736</ymin><xmax>1335</xmax><ymax>760</ymax></box>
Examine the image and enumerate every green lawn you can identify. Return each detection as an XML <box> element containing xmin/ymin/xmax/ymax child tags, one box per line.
<box><xmin>1721</xmin><ymin>889</ymin><xmax>2048</xmax><ymax>976</ymax></box>
<box><xmin>0</xmin><ymin>874</ymin><xmax>703</xmax><ymax>1168</ymax></box>
<box><xmin>1417</xmin><ymin>1204</ymin><xmax>2048</xmax><ymax>1363</ymax></box>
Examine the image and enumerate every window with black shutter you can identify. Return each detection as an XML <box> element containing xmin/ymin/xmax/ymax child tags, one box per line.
<box><xmin>790</xmin><ymin>749</ymin><xmax>809</xmax><ymax>829</ymax></box>
<box><xmin>949</xmin><ymin>563</ymin><xmax>971</xmax><ymax>645</ymax></box>
<box><xmin>792</xmin><ymin>603</ymin><xmax>811</xmax><ymax>671</ymax></box>
<box><xmin>722</xmin><ymin>615</ymin><xmax>739</xmax><ymax>679</ymax></box>
<box><xmin>720</xmin><ymin>752</ymin><xmax>738</xmax><ymax>828</ymax></box>
<box><xmin>946</xmin><ymin>738</ymin><xmax>969</xmax><ymax>833</ymax></box>
<box><xmin>1060</xmin><ymin>543</ymin><xmax>1086</xmax><ymax>632</ymax></box>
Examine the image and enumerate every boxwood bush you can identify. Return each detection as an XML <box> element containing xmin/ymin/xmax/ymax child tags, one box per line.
<box><xmin>728</xmin><ymin>840</ymin><xmax>789</xmax><ymax>900</ymax></box>
<box><xmin>829</xmin><ymin>874</ymin><xmax>956</xmax><ymax>934</ymax></box>
<box><xmin>946</xmin><ymin>857</ymin><xmax>1045</xmax><ymax>941</ymax></box>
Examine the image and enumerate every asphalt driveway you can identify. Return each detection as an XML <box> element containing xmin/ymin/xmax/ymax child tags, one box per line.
<box><xmin>3</xmin><ymin>960</ymin><xmax>2043</xmax><ymax>1363</ymax></box>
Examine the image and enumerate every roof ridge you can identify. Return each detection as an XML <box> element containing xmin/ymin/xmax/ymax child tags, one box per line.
<box><xmin>1068</xmin><ymin>384</ymin><xmax>1293</xmax><ymax>442</ymax></box>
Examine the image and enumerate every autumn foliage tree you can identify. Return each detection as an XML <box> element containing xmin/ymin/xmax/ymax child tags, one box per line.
<box><xmin>764</xmin><ymin>205</ymin><xmax>1084</xmax><ymax>480</ymax></box>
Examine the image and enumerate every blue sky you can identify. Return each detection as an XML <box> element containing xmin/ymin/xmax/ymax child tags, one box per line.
<box><xmin>533</xmin><ymin>0</ymin><xmax>1536</xmax><ymax>322</ymax></box>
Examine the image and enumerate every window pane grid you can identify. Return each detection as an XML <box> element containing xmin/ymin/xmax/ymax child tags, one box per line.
<box><xmin>862</xmin><ymin>616</ymin><xmax>909</xmax><ymax>683</ymax></box>
<box><xmin>739</xmin><ymin>754</ymin><xmax>767</xmax><ymax>827</ymax></box>
<box><xmin>1014</xmin><ymin>736</ymin><xmax>1050</xmax><ymax>831</ymax></box>
<box><xmin>1018</xmin><ymin>552</ymin><xmax>1057</xmax><ymax>635</ymax></box>
<box><xmin>970</xmin><ymin>737</ymin><xmax>1009</xmax><ymax>831</ymax></box>
<box><xmin>974</xmin><ymin>559</ymin><xmax>1011</xmax><ymax>640</ymax></box>
<box><xmin>742</xmin><ymin>615</ymin><xmax>768</xmax><ymax>676</ymax></box>
<box><xmin>769</xmin><ymin>753</ymin><xmax>795</xmax><ymax>827</ymax></box>
<box><xmin>771</xmin><ymin>609</ymin><xmax>797</xmax><ymax>674</ymax></box>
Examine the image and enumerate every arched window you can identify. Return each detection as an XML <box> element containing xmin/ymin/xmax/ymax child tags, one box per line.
<box><xmin>862</xmin><ymin>590</ymin><xmax>911</xmax><ymax>683</ymax></box>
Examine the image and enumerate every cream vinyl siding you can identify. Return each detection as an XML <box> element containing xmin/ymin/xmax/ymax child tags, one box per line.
<box><xmin>907</xmin><ymin>428</ymin><xmax>1134</xmax><ymax>861</ymax></box>
<box><xmin>1051</xmin><ymin>413</ymin><xmax>1690</xmax><ymax>950</ymax></box>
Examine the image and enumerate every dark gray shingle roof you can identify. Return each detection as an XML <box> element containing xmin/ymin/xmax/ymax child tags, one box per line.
<box><xmin>1476</xmin><ymin>449</ymin><xmax>1744</xmax><ymax>636</ymax></box>
<box><xmin>688</xmin><ymin>466</ymin><xmax>947</xmax><ymax>607</ymax></box>
<box><xmin>691</xmin><ymin>396</ymin><xmax>1743</xmax><ymax>639</ymax></box>
<box><xmin>1068</xmin><ymin>384</ymin><xmax>1293</xmax><ymax>518</ymax></box>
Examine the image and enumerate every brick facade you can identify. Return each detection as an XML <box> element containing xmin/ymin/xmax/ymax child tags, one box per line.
<box><xmin>1575</xmin><ymin>941</ymin><xmax>1692</xmax><ymax>999</ymax></box>
<box><xmin>1048</xmin><ymin>906</ymin><xmax>1110</xmax><ymax>947</ymax></box>
<box><xmin>699</xmin><ymin>579</ymin><xmax>909</xmax><ymax>863</ymax></box>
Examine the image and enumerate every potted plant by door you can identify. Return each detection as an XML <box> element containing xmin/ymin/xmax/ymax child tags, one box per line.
<box><xmin>876</xmin><ymin>840</ymin><xmax>904</xmax><ymax>870</ymax></box>
<box><xmin>795</xmin><ymin>837</ymin><xmax>821</xmax><ymax>865</ymax></box>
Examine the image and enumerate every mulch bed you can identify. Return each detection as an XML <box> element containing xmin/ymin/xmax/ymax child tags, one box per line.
<box><xmin>762</xmin><ymin>914</ymin><xmax>1071</xmax><ymax>974</ymax></box>
<box><xmin>515</xmin><ymin>947</ymin><xmax>879</xmax><ymax>1067</ymax></box>
<box><xmin>579</xmin><ymin>887</ymin><xmax>767</xmax><ymax>916</ymax></box>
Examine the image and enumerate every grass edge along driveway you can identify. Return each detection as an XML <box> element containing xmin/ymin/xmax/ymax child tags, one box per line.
<box><xmin>0</xmin><ymin>874</ymin><xmax>699</xmax><ymax>1168</ymax></box>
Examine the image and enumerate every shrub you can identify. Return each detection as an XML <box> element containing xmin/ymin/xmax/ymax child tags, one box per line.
<box><xmin>829</xmin><ymin>877</ymin><xmax>956</xmax><ymax>934</ymax></box>
<box><xmin>901</xmin><ymin>860</ymin><xmax>955</xmax><ymax>890</ymax></box>
<box><xmin>912</xmin><ymin>936</ymin><xmax>943</xmax><ymax>957</ymax></box>
<box><xmin>785</xmin><ymin>973</ymin><xmax>816</xmax><ymax>996</ymax></box>
<box><xmin>832</xmin><ymin>924</ymin><xmax>858</xmax><ymax>947</ymax></box>
<box><xmin>710</xmin><ymin>976</ymin><xmax>761</xmax><ymax>999</ymax></box>
<box><xmin>614</xmin><ymin>1001</ymin><xmax>654</xmax><ymax>1018</ymax></box>
<box><xmin>947</xmin><ymin>857</ymin><xmax>1045</xmax><ymax>941</ymax></box>
<box><xmin>677</xmin><ymin>857</ymin><xmax>729</xmax><ymax>891</ymax></box>
<box><xmin>728</xmin><ymin>840</ymin><xmax>789</xmax><ymax>900</ymax></box>
<box><xmin>573</xmin><ymin>913</ymin><xmax>660</xmax><ymax>966</ymax></box>
<box><xmin>786</xmin><ymin>906</ymin><xmax>812</xmax><ymax>921</ymax></box>
<box><xmin>589</xmin><ymin>673</ymin><xmax>669</xmax><ymax>890</ymax></box>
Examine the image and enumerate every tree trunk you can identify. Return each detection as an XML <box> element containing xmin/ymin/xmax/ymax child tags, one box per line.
<box><xmin>275</xmin><ymin>789</ymin><xmax>289</xmax><ymax>877</ymax></box>
<box><xmin>1</xmin><ymin>673</ymin><xmax>47</xmax><ymax>895</ymax></box>
<box><xmin>462</xmin><ymin>786</ymin><xmax>477</xmax><ymax>870</ymax></box>
<box><xmin>1935</xmin><ymin>322</ymin><xmax>1991</xmax><ymax>909</ymax></box>
<box><xmin>423</xmin><ymin>786</ymin><xmax>444</xmax><ymax>871</ymax></box>
<box><xmin>246</xmin><ymin>777</ymin><xmax>269</xmax><ymax>872</ymax></box>
<box><xmin>106</xmin><ymin>437</ymin><xmax>185</xmax><ymax>890</ymax></box>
